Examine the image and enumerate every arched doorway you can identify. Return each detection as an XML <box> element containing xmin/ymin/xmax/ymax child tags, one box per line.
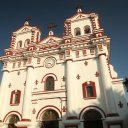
<box><xmin>83</xmin><ymin>109</ymin><xmax>103</xmax><ymax>128</ymax></box>
<box><xmin>41</xmin><ymin>109</ymin><xmax>59</xmax><ymax>128</ymax></box>
<box><xmin>8</xmin><ymin>114</ymin><xmax>19</xmax><ymax>128</ymax></box>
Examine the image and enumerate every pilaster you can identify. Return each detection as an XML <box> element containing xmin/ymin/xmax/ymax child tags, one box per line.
<box><xmin>98</xmin><ymin>54</ymin><xmax>117</xmax><ymax>114</ymax></box>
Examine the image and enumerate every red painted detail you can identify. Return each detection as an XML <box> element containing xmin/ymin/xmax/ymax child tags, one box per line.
<box><xmin>62</xmin><ymin>106</ymin><xmax>67</xmax><ymax>112</ymax></box>
<box><xmin>10</xmin><ymin>90</ymin><xmax>21</xmax><ymax>105</ymax></box>
<box><xmin>32</xmin><ymin>108</ymin><xmax>36</xmax><ymax>114</ymax></box>
<box><xmin>98</xmin><ymin>44</ymin><xmax>103</xmax><ymax>51</ymax></box>
<box><xmin>82</xmin><ymin>49</ymin><xmax>86</xmax><ymax>56</ymax></box>
<box><xmin>90</xmin><ymin>48</ymin><xmax>94</xmax><ymax>55</ymax></box>
<box><xmin>6</xmin><ymin>51</ymin><xmax>13</xmax><ymax>56</ymax></box>
<box><xmin>21</xmin><ymin>119</ymin><xmax>31</xmax><ymax>121</ymax></box>
<box><xmin>35</xmin><ymin>80</ymin><xmax>38</xmax><ymax>85</ymax></box>
<box><xmin>28</xmin><ymin>46</ymin><xmax>36</xmax><ymax>51</ymax></box>
<box><xmin>24</xmin><ymin>81</ymin><xmax>26</xmax><ymax>86</ymax></box>
<box><xmin>79</xmin><ymin>105</ymin><xmax>106</xmax><ymax>119</ymax></box>
<box><xmin>66</xmin><ymin>50</ymin><xmax>70</xmax><ymax>56</ymax></box>
<box><xmin>36</xmin><ymin>105</ymin><xmax>62</xmax><ymax>119</ymax></box>
<box><xmin>84</xmin><ymin>61</ymin><xmax>88</xmax><ymax>65</ymax></box>
<box><xmin>118</xmin><ymin>101</ymin><xmax>123</xmax><ymax>108</ymax></box>
<box><xmin>76</xmin><ymin>74</ymin><xmax>80</xmax><ymax>80</ymax></box>
<box><xmin>95</xmin><ymin>71</ymin><xmax>99</xmax><ymax>77</ymax></box>
<box><xmin>62</xmin><ymin>76</ymin><xmax>65</xmax><ymax>81</ymax></box>
<box><xmin>75</xmin><ymin>51</ymin><xmax>79</xmax><ymax>58</ymax></box>
<box><xmin>3</xmin><ymin>111</ymin><xmax>22</xmax><ymax>122</ymax></box>
<box><xmin>82</xmin><ymin>81</ymin><xmax>96</xmax><ymax>98</ymax></box>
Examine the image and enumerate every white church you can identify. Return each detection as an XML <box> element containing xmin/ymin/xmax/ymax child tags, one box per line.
<box><xmin>0</xmin><ymin>7</ymin><xmax>128</xmax><ymax>128</ymax></box>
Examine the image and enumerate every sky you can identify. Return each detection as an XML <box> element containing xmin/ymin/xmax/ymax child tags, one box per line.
<box><xmin>0</xmin><ymin>0</ymin><xmax>128</xmax><ymax>80</ymax></box>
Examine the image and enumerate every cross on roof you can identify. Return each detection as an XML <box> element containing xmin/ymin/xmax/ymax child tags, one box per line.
<box><xmin>76</xmin><ymin>3</ymin><xmax>83</xmax><ymax>10</ymax></box>
<box><xmin>47</xmin><ymin>23</ymin><xmax>57</xmax><ymax>30</ymax></box>
<box><xmin>25</xmin><ymin>16</ymin><xmax>32</xmax><ymax>22</ymax></box>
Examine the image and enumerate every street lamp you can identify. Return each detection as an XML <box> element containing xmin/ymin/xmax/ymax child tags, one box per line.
<box><xmin>123</xmin><ymin>78</ymin><xmax>128</xmax><ymax>92</ymax></box>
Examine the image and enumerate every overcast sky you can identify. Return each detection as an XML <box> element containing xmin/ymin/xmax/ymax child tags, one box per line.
<box><xmin>0</xmin><ymin>0</ymin><xmax>128</xmax><ymax>80</ymax></box>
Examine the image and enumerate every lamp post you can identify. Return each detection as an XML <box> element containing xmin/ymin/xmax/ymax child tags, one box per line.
<box><xmin>123</xmin><ymin>78</ymin><xmax>128</xmax><ymax>92</ymax></box>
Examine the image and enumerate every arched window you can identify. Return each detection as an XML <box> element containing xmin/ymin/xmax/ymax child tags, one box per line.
<box><xmin>17</xmin><ymin>40</ymin><xmax>22</xmax><ymax>48</ymax></box>
<box><xmin>82</xmin><ymin>81</ymin><xmax>96</xmax><ymax>98</ymax></box>
<box><xmin>84</xmin><ymin>25</ymin><xmax>91</xmax><ymax>34</ymax></box>
<box><xmin>10</xmin><ymin>90</ymin><xmax>21</xmax><ymax>105</ymax></box>
<box><xmin>74</xmin><ymin>27</ymin><xmax>81</xmax><ymax>36</ymax></box>
<box><xmin>24</xmin><ymin>39</ymin><xmax>30</xmax><ymax>47</ymax></box>
<box><xmin>45</xmin><ymin>76</ymin><xmax>54</xmax><ymax>91</ymax></box>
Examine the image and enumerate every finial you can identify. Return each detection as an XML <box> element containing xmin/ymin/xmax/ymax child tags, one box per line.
<box><xmin>47</xmin><ymin>23</ymin><xmax>57</xmax><ymax>35</ymax></box>
<box><xmin>76</xmin><ymin>3</ymin><xmax>83</xmax><ymax>13</ymax></box>
<box><xmin>24</xmin><ymin>16</ymin><xmax>31</xmax><ymax>26</ymax></box>
<box><xmin>48</xmin><ymin>31</ymin><xmax>54</xmax><ymax>36</ymax></box>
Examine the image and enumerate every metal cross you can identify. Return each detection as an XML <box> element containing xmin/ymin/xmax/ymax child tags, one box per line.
<box><xmin>47</xmin><ymin>23</ymin><xmax>57</xmax><ymax>30</ymax></box>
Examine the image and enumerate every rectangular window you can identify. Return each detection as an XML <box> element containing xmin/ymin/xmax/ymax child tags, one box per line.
<box><xmin>82</xmin><ymin>81</ymin><xmax>96</xmax><ymax>99</ymax></box>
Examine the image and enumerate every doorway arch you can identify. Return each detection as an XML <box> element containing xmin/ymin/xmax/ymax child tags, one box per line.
<box><xmin>83</xmin><ymin>109</ymin><xmax>103</xmax><ymax>128</ymax></box>
<box><xmin>41</xmin><ymin>109</ymin><xmax>59</xmax><ymax>128</ymax></box>
<box><xmin>8</xmin><ymin>114</ymin><xmax>19</xmax><ymax>128</ymax></box>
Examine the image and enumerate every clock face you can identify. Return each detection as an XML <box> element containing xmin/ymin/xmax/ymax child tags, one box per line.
<box><xmin>45</xmin><ymin>57</ymin><xmax>55</xmax><ymax>68</ymax></box>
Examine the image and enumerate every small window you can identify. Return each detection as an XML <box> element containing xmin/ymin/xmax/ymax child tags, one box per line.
<box><xmin>10</xmin><ymin>90</ymin><xmax>21</xmax><ymax>105</ymax></box>
<box><xmin>74</xmin><ymin>27</ymin><xmax>81</xmax><ymax>36</ymax></box>
<box><xmin>45</xmin><ymin>76</ymin><xmax>54</xmax><ymax>91</ymax></box>
<box><xmin>17</xmin><ymin>40</ymin><xmax>22</xmax><ymax>48</ymax></box>
<box><xmin>82</xmin><ymin>81</ymin><xmax>96</xmax><ymax>98</ymax></box>
<box><xmin>24</xmin><ymin>39</ymin><xmax>30</xmax><ymax>47</ymax></box>
<box><xmin>84</xmin><ymin>25</ymin><xmax>91</xmax><ymax>34</ymax></box>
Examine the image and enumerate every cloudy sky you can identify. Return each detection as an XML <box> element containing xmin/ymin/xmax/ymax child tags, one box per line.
<box><xmin>0</xmin><ymin>0</ymin><xmax>128</xmax><ymax>79</ymax></box>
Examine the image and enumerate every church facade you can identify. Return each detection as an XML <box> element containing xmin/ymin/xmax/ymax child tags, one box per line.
<box><xmin>0</xmin><ymin>8</ymin><xmax>128</xmax><ymax>128</ymax></box>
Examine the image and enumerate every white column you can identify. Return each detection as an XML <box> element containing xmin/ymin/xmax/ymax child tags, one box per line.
<box><xmin>99</xmin><ymin>54</ymin><xmax>117</xmax><ymax>114</ymax></box>
<box><xmin>0</xmin><ymin>70</ymin><xmax>9</xmax><ymax>120</ymax></box>
<box><xmin>22</xmin><ymin>66</ymin><xmax>34</xmax><ymax>120</ymax></box>
<box><xmin>66</xmin><ymin>59</ymin><xmax>76</xmax><ymax>117</ymax></box>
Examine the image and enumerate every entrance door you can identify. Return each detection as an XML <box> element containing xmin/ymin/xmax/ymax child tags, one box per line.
<box><xmin>83</xmin><ymin>109</ymin><xmax>103</xmax><ymax>128</ymax></box>
<box><xmin>41</xmin><ymin>109</ymin><xmax>59</xmax><ymax>128</ymax></box>
<box><xmin>8</xmin><ymin>114</ymin><xmax>19</xmax><ymax>128</ymax></box>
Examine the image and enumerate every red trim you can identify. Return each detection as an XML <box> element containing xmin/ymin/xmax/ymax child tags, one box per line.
<box><xmin>36</xmin><ymin>105</ymin><xmax>62</xmax><ymax>119</ymax></box>
<box><xmin>3</xmin><ymin>111</ymin><xmax>22</xmax><ymax>122</ymax></box>
<box><xmin>82</xmin><ymin>81</ymin><xmax>96</xmax><ymax>98</ymax></box>
<box><xmin>21</xmin><ymin>119</ymin><xmax>31</xmax><ymax>121</ymax></box>
<box><xmin>10</xmin><ymin>90</ymin><xmax>21</xmax><ymax>105</ymax></box>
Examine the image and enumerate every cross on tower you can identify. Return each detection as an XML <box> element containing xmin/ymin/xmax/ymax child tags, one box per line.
<box><xmin>25</xmin><ymin>16</ymin><xmax>32</xmax><ymax>22</ymax></box>
<box><xmin>47</xmin><ymin>23</ymin><xmax>57</xmax><ymax>31</ymax></box>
